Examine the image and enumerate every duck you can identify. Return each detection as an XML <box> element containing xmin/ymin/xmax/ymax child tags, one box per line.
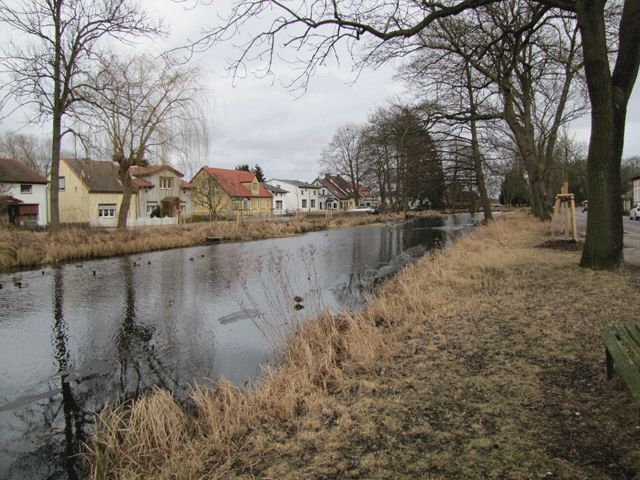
<box><xmin>293</xmin><ymin>295</ymin><xmax>304</xmax><ymax>303</ymax></box>
<box><xmin>294</xmin><ymin>303</ymin><xmax>304</xmax><ymax>311</ymax></box>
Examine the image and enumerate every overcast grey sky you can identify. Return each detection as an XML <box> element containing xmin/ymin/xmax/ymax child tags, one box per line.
<box><xmin>1</xmin><ymin>0</ymin><xmax>638</xmax><ymax>182</ymax></box>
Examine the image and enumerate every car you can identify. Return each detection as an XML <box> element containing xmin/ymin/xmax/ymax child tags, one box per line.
<box><xmin>348</xmin><ymin>205</ymin><xmax>377</xmax><ymax>214</ymax></box>
<box><xmin>581</xmin><ymin>200</ymin><xmax>588</xmax><ymax>213</ymax></box>
<box><xmin>630</xmin><ymin>203</ymin><xmax>640</xmax><ymax>220</ymax></box>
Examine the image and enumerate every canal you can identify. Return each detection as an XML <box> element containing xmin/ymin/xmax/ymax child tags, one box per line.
<box><xmin>0</xmin><ymin>213</ymin><xmax>476</xmax><ymax>479</ymax></box>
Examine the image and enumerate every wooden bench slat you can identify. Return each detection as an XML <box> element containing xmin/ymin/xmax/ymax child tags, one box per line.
<box><xmin>603</xmin><ymin>328</ymin><xmax>640</xmax><ymax>405</ymax></box>
<box><xmin>613</xmin><ymin>326</ymin><xmax>640</xmax><ymax>365</ymax></box>
<box><xmin>626</xmin><ymin>324</ymin><xmax>640</xmax><ymax>346</ymax></box>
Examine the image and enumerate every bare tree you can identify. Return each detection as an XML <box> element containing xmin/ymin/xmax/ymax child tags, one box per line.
<box><xmin>0</xmin><ymin>132</ymin><xmax>51</xmax><ymax>176</ymax></box>
<box><xmin>321</xmin><ymin>124</ymin><xmax>367</xmax><ymax>205</ymax></box>
<box><xmin>0</xmin><ymin>0</ymin><xmax>160</xmax><ymax>230</ymax></box>
<box><xmin>197</xmin><ymin>0</ymin><xmax>639</xmax><ymax>268</ymax></box>
<box><xmin>191</xmin><ymin>177</ymin><xmax>231</xmax><ymax>221</ymax></box>
<box><xmin>78</xmin><ymin>53</ymin><xmax>208</xmax><ymax>229</ymax></box>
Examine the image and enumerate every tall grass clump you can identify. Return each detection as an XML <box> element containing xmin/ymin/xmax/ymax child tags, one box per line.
<box><xmin>85</xmin><ymin>213</ymin><xmax>539</xmax><ymax>478</ymax></box>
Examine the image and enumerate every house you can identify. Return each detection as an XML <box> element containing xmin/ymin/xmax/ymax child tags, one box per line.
<box><xmin>130</xmin><ymin>165</ymin><xmax>192</xmax><ymax>219</ymax></box>
<box><xmin>190</xmin><ymin>167</ymin><xmax>272</xmax><ymax>218</ymax></box>
<box><xmin>263</xmin><ymin>183</ymin><xmax>289</xmax><ymax>215</ymax></box>
<box><xmin>266</xmin><ymin>179</ymin><xmax>322</xmax><ymax>213</ymax></box>
<box><xmin>313</xmin><ymin>174</ymin><xmax>379</xmax><ymax>210</ymax></box>
<box><xmin>0</xmin><ymin>157</ymin><xmax>49</xmax><ymax>226</ymax></box>
<box><xmin>632</xmin><ymin>175</ymin><xmax>640</xmax><ymax>205</ymax></box>
<box><xmin>57</xmin><ymin>157</ymin><xmax>140</xmax><ymax>226</ymax></box>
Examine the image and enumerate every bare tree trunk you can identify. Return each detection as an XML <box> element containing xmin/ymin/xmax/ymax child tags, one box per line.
<box><xmin>466</xmin><ymin>64</ymin><xmax>493</xmax><ymax>222</ymax></box>
<box><xmin>117</xmin><ymin>167</ymin><xmax>133</xmax><ymax>229</ymax></box>
<box><xmin>576</xmin><ymin>0</ymin><xmax>637</xmax><ymax>268</ymax></box>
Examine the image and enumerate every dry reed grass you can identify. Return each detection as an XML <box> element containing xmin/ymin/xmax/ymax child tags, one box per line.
<box><xmin>86</xmin><ymin>213</ymin><xmax>640</xmax><ymax>479</ymax></box>
<box><xmin>0</xmin><ymin>212</ymin><xmax>414</xmax><ymax>271</ymax></box>
<box><xmin>84</xmin><ymin>214</ymin><xmax>523</xmax><ymax>478</ymax></box>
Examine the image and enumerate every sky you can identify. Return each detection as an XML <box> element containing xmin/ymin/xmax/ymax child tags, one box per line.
<box><xmin>0</xmin><ymin>0</ymin><xmax>638</xmax><ymax>182</ymax></box>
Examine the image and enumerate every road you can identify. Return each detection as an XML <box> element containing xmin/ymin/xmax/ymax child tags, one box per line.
<box><xmin>575</xmin><ymin>210</ymin><xmax>640</xmax><ymax>265</ymax></box>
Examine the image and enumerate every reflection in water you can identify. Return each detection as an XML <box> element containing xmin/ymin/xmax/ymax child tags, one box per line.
<box><xmin>0</xmin><ymin>214</ymin><xmax>476</xmax><ymax>479</ymax></box>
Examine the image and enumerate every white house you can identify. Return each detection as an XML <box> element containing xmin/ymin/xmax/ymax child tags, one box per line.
<box><xmin>632</xmin><ymin>175</ymin><xmax>640</xmax><ymax>205</ymax></box>
<box><xmin>266</xmin><ymin>179</ymin><xmax>323</xmax><ymax>213</ymax></box>
<box><xmin>0</xmin><ymin>157</ymin><xmax>49</xmax><ymax>226</ymax></box>
<box><xmin>263</xmin><ymin>183</ymin><xmax>289</xmax><ymax>214</ymax></box>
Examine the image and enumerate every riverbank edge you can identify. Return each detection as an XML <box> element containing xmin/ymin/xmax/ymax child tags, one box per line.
<box><xmin>0</xmin><ymin>211</ymin><xmax>441</xmax><ymax>273</ymax></box>
<box><xmin>87</xmin><ymin>212</ymin><xmax>640</xmax><ymax>479</ymax></box>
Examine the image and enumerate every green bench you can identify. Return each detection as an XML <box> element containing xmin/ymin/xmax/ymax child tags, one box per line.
<box><xmin>603</xmin><ymin>323</ymin><xmax>640</xmax><ymax>405</ymax></box>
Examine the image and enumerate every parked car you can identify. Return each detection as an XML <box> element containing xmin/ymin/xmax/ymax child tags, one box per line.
<box><xmin>582</xmin><ymin>200</ymin><xmax>588</xmax><ymax>213</ymax></box>
<box><xmin>348</xmin><ymin>205</ymin><xmax>377</xmax><ymax>214</ymax></box>
<box><xmin>630</xmin><ymin>203</ymin><xmax>640</xmax><ymax>220</ymax></box>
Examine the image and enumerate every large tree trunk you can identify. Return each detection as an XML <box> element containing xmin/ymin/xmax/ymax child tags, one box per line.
<box><xmin>577</xmin><ymin>0</ymin><xmax>624</xmax><ymax>268</ymax></box>
<box><xmin>117</xmin><ymin>166</ymin><xmax>134</xmax><ymax>229</ymax></box>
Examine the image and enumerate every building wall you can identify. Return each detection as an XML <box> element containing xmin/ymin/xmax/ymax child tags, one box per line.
<box><xmin>190</xmin><ymin>170</ymin><xmax>233</xmax><ymax>217</ymax></box>
<box><xmin>136</xmin><ymin>170</ymin><xmax>191</xmax><ymax>218</ymax></box>
<box><xmin>58</xmin><ymin>159</ymin><xmax>139</xmax><ymax>225</ymax></box>
<box><xmin>4</xmin><ymin>182</ymin><xmax>48</xmax><ymax>225</ymax></box>
<box><xmin>634</xmin><ymin>179</ymin><xmax>640</xmax><ymax>204</ymax></box>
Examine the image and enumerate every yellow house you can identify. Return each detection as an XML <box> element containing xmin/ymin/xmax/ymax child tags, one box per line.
<box><xmin>56</xmin><ymin>158</ymin><xmax>139</xmax><ymax>226</ymax></box>
<box><xmin>190</xmin><ymin>167</ymin><xmax>272</xmax><ymax>219</ymax></box>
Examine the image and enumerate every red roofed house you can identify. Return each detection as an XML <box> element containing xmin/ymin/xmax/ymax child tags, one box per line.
<box><xmin>190</xmin><ymin>167</ymin><xmax>272</xmax><ymax>219</ymax></box>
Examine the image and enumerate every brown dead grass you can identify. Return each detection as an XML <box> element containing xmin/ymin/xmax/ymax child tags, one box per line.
<box><xmin>0</xmin><ymin>212</ymin><xmax>418</xmax><ymax>271</ymax></box>
<box><xmin>86</xmin><ymin>213</ymin><xmax>640</xmax><ymax>479</ymax></box>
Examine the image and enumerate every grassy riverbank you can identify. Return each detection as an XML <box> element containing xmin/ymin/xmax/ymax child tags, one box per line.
<box><xmin>87</xmin><ymin>214</ymin><xmax>640</xmax><ymax>479</ymax></box>
<box><xmin>0</xmin><ymin>212</ymin><xmax>418</xmax><ymax>271</ymax></box>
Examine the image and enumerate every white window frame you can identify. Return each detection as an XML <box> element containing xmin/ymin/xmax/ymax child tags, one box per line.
<box><xmin>146</xmin><ymin>201</ymin><xmax>158</xmax><ymax>216</ymax></box>
<box><xmin>58</xmin><ymin>176</ymin><xmax>65</xmax><ymax>191</ymax></box>
<box><xmin>98</xmin><ymin>204</ymin><xmax>116</xmax><ymax>218</ymax></box>
<box><xmin>20</xmin><ymin>184</ymin><xmax>32</xmax><ymax>194</ymax></box>
<box><xmin>301</xmin><ymin>199</ymin><xmax>307</xmax><ymax>208</ymax></box>
<box><xmin>159</xmin><ymin>177</ymin><xmax>173</xmax><ymax>189</ymax></box>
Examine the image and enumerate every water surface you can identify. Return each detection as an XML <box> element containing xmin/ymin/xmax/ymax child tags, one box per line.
<box><xmin>0</xmin><ymin>214</ymin><xmax>475</xmax><ymax>479</ymax></box>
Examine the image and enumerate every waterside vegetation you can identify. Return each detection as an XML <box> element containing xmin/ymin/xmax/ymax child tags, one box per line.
<box><xmin>0</xmin><ymin>212</ymin><xmax>432</xmax><ymax>271</ymax></box>
<box><xmin>87</xmin><ymin>213</ymin><xmax>640</xmax><ymax>478</ymax></box>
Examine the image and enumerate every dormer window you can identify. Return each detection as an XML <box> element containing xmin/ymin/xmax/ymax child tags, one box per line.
<box><xmin>252</xmin><ymin>182</ymin><xmax>258</xmax><ymax>194</ymax></box>
<box><xmin>160</xmin><ymin>177</ymin><xmax>173</xmax><ymax>189</ymax></box>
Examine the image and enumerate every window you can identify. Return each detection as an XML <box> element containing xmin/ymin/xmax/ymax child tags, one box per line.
<box><xmin>252</xmin><ymin>182</ymin><xmax>258</xmax><ymax>194</ymax></box>
<box><xmin>243</xmin><ymin>198</ymin><xmax>250</xmax><ymax>210</ymax></box>
<box><xmin>146</xmin><ymin>201</ymin><xmax>158</xmax><ymax>216</ymax></box>
<box><xmin>301</xmin><ymin>199</ymin><xmax>307</xmax><ymax>208</ymax></box>
<box><xmin>20</xmin><ymin>184</ymin><xmax>32</xmax><ymax>194</ymax></box>
<box><xmin>275</xmin><ymin>200</ymin><xmax>283</xmax><ymax>210</ymax></box>
<box><xmin>180</xmin><ymin>201</ymin><xmax>186</xmax><ymax>212</ymax></box>
<box><xmin>98</xmin><ymin>204</ymin><xmax>116</xmax><ymax>218</ymax></box>
<box><xmin>302</xmin><ymin>189</ymin><xmax>305</xmax><ymax>194</ymax></box>
<box><xmin>159</xmin><ymin>177</ymin><xmax>173</xmax><ymax>189</ymax></box>
<box><xmin>58</xmin><ymin>176</ymin><xmax>65</xmax><ymax>191</ymax></box>
<box><xmin>310</xmin><ymin>199</ymin><xmax>316</xmax><ymax>208</ymax></box>
<box><xmin>313</xmin><ymin>190</ymin><xmax>317</xmax><ymax>196</ymax></box>
<box><xmin>320</xmin><ymin>202</ymin><xmax>324</xmax><ymax>210</ymax></box>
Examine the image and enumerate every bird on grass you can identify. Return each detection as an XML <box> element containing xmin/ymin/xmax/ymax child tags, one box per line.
<box><xmin>293</xmin><ymin>295</ymin><xmax>304</xmax><ymax>303</ymax></box>
<box><xmin>294</xmin><ymin>303</ymin><xmax>304</xmax><ymax>311</ymax></box>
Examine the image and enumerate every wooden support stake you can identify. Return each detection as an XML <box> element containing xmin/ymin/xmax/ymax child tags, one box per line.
<box><xmin>570</xmin><ymin>196</ymin><xmax>577</xmax><ymax>242</ymax></box>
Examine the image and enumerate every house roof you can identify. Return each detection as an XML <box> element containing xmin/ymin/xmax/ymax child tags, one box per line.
<box><xmin>0</xmin><ymin>157</ymin><xmax>48</xmax><ymax>184</ymax></box>
<box><xmin>196</xmin><ymin>167</ymin><xmax>272</xmax><ymax>198</ymax></box>
<box><xmin>270</xmin><ymin>178</ymin><xmax>319</xmax><ymax>189</ymax></box>
<box><xmin>131</xmin><ymin>177</ymin><xmax>154</xmax><ymax>189</ymax></box>
<box><xmin>263</xmin><ymin>183</ymin><xmax>288</xmax><ymax>194</ymax></box>
<box><xmin>0</xmin><ymin>195</ymin><xmax>23</xmax><ymax>205</ymax></box>
<box><xmin>64</xmin><ymin>158</ymin><xmax>125</xmax><ymax>193</ymax></box>
<box><xmin>180</xmin><ymin>180</ymin><xmax>192</xmax><ymax>189</ymax></box>
<box><xmin>130</xmin><ymin>165</ymin><xmax>184</xmax><ymax>178</ymax></box>
<box><xmin>318</xmin><ymin>174</ymin><xmax>373</xmax><ymax>200</ymax></box>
